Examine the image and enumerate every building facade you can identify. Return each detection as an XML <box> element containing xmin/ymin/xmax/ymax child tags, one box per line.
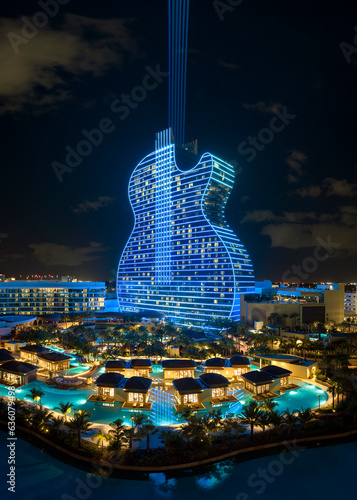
<box><xmin>0</xmin><ymin>281</ymin><xmax>105</xmax><ymax>316</ymax></box>
<box><xmin>344</xmin><ymin>292</ymin><xmax>357</xmax><ymax>317</ymax></box>
<box><xmin>117</xmin><ymin>129</ymin><xmax>255</xmax><ymax>326</ymax></box>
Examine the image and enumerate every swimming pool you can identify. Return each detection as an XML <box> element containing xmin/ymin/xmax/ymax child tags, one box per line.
<box><xmin>0</xmin><ymin>378</ymin><xmax>328</xmax><ymax>427</ymax></box>
<box><xmin>0</xmin><ymin>430</ymin><xmax>355</xmax><ymax>499</ymax></box>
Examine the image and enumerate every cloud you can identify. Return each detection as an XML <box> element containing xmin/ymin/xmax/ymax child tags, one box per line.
<box><xmin>261</xmin><ymin>223</ymin><xmax>355</xmax><ymax>252</ymax></box>
<box><xmin>29</xmin><ymin>242</ymin><xmax>106</xmax><ymax>266</ymax></box>
<box><xmin>241</xmin><ymin>210</ymin><xmax>276</xmax><ymax>223</ymax></box>
<box><xmin>286</xmin><ymin>150</ymin><xmax>307</xmax><ymax>183</ymax></box>
<box><xmin>0</xmin><ymin>14</ymin><xmax>139</xmax><ymax>114</ymax></box>
<box><xmin>219</xmin><ymin>60</ymin><xmax>239</xmax><ymax>70</ymax></box>
<box><xmin>340</xmin><ymin>205</ymin><xmax>357</xmax><ymax>226</ymax></box>
<box><xmin>241</xmin><ymin>210</ymin><xmax>321</xmax><ymax>224</ymax></box>
<box><xmin>72</xmin><ymin>196</ymin><xmax>115</xmax><ymax>214</ymax></box>
<box><xmin>295</xmin><ymin>177</ymin><xmax>357</xmax><ymax>198</ymax></box>
<box><xmin>323</xmin><ymin>177</ymin><xmax>357</xmax><ymax>197</ymax></box>
<box><xmin>296</xmin><ymin>185</ymin><xmax>322</xmax><ymax>197</ymax></box>
<box><xmin>242</xmin><ymin>101</ymin><xmax>283</xmax><ymax>113</ymax></box>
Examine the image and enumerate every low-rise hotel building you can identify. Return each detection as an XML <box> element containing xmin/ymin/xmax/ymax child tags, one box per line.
<box><xmin>161</xmin><ymin>359</ymin><xmax>196</xmax><ymax>381</ymax></box>
<box><xmin>0</xmin><ymin>281</ymin><xmax>105</xmax><ymax>316</ymax></box>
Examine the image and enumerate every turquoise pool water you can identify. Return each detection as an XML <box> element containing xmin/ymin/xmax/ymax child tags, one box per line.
<box><xmin>0</xmin><ymin>379</ymin><xmax>328</xmax><ymax>427</ymax></box>
<box><xmin>0</xmin><ymin>430</ymin><xmax>355</xmax><ymax>500</ymax></box>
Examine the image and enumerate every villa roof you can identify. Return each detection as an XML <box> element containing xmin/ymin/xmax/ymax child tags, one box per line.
<box><xmin>129</xmin><ymin>358</ymin><xmax>152</xmax><ymax>368</ymax></box>
<box><xmin>105</xmin><ymin>360</ymin><xmax>126</xmax><ymax>370</ymax></box>
<box><xmin>0</xmin><ymin>360</ymin><xmax>38</xmax><ymax>375</ymax></box>
<box><xmin>199</xmin><ymin>373</ymin><xmax>230</xmax><ymax>388</ymax></box>
<box><xmin>260</xmin><ymin>365</ymin><xmax>292</xmax><ymax>377</ymax></box>
<box><xmin>161</xmin><ymin>359</ymin><xmax>196</xmax><ymax>369</ymax></box>
<box><xmin>173</xmin><ymin>377</ymin><xmax>204</xmax><ymax>393</ymax></box>
<box><xmin>230</xmin><ymin>355</ymin><xmax>250</xmax><ymax>366</ymax></box>
<box><xmin>19</xmin><ymin>345</ymin><xmax>50</xmax><ymax>354</ymax></box>
<box><xmin>37</xmin><ymin>351</ymin><xmax>71</xmax><ymax>362</ymax></box>
<box><xmin>95</xmin><ymin>372</ymin><xmax>124</xmax><ymax>387</ymax></box>
<box><xmin>241</xmin><ymin>370</ymin><xmax>275</xmax><ymax>385</ymax></box>
<box><xmin>0</xmin><ymin>349</ymin><xmax>15</xmax><ymax>363</ymax></box>
<box><xmin>124</xmin><ymin>376</ymin><xmax>152</xmax><ymax>392</ymax></box>
<box><xmin>204</xmin><ymin>357</ymin><xmax>227</xmax><ymax>368</ymax></box>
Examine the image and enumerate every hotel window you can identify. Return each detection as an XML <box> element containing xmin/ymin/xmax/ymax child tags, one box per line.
<box><xmin>128</xmin><ymin>392</ymin><xmax>144</xmax><ymax>403</ymax></box>
<box><xmin>183</xmin><ymin>393</ymin><xmax>198</xmax><ymax>404</ymax></box>
<box><xmin>212</xmin><ymin>387</ymin><xmax>225</xmax><ymax>398</ymax></box>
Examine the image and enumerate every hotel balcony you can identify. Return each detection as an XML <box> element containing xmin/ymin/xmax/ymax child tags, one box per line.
<box><xmin>122</xmin><ymin>401</ymin><xmax>153</xmax><ymax>410</ymax></box>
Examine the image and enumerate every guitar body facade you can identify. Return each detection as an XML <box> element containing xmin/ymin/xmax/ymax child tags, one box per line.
<box><xmin>117</xmin><ymin>130</ymin><xmax>254</xmax><ymax>326</ymax></box>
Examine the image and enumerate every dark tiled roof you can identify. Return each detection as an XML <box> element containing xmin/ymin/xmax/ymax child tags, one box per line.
<box><xmin>230</xmin><ymin>355</ymin><xmax>250</xmax><ymax>366</ymax></box>
<box><xmin>241</xmin><ymin>370</ymin><xmax>275</xmax><ymax>384</ymax></box>
<box><xmin>129</xmin><ymin>359</ymin><xmax>152</xmax><ymax>368</ymax></box>
<box><xmin>199</xmin><ymin>372</ymin><xmax>230</xmax><ymax>388</ymax></box>
<box><xmin>161</xmin><ymin>359</ymin><xmax>196</xmax><ymax>369</ymax></box>
<box><xmin>105</xmin><ymin>360</ymin><xmax>126</xmax><ymax>370</ymax></box>
<box><xmin>95</xmin><ymin>372</ymin><xmax>124</xmax><ymax>387</ymax></box>
<box><xmin>173</xmin><ymin>377</ymin><xmax>204</xmax><ymax>393</ymax></box>
<box><xmin>205</xmin><ymin>358</ymin><xmax>227</xmax><ymax>368</ymax></box>
<box><xmin>0</xmin><ymin>360</ymin><xmax>38</xmax><ymax>374</ymax></box>
<box><xmin>0</xmin><ymin>349</ymin><xmax>15</xmax><ymax>363</ymax></box>
<box><xmin>124</xmin><ymin>376</ymin><xmax>152</xmax><ymax>392</ymax></box>
<box><xmin>37</xmin><ymin>351</ymin><xmax>71</xmax><ymax>362</ymax></box>
<box><xmin>260</xmin><ymin>365</ymin><xmax>292</xmax><ymax>377</ymax></box>
<box><xmin>19</xmin><ymin>345</ymin><xmax>50</xmax><ymax>354</ymax></box>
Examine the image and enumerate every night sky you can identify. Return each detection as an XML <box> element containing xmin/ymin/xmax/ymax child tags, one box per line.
<box><xmin>0</xmin><ymin>0</ymin><xmax>356</xmax><ymax>283</ymax></box>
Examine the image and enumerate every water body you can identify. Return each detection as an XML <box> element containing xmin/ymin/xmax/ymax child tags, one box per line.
<box><xmin>0</xmin><ymin>430</ymin><xmax>355</xmax><ymax>500</ymax></box>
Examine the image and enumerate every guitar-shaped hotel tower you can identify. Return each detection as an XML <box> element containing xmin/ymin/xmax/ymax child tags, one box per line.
<box><xmin>117</xmin><ymin>1</ymin><xmax>254</xmax><ymax>326</ymax></box>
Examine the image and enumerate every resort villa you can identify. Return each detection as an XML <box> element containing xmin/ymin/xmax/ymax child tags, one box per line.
<box><xmin>172</xmin><ymin>372</ymin><xmax>237</xmax><ymax>412</ymax></box>
<box><xmin>19</xmin><ymin>345</ymin><xmax>50</xmax><ymax>364</ymax></box>
<box><xmin>173</xmin><ymin>377</ymin><xmax>206</xmax><ymax>411</ymax></box>
<box><xmin>122</xmin><ymin>376</ymin><xmax>153</xmax><ymax>410</ymax></box>
<box><xmin>105</xmin><ymin>359</ymin><xmax>152</xmax><ymax>378</ymax></box>
<box><xmin>204</xmin><ymin>356</ymin><xmax>250</xmax><ymax>381</ymax></box>
<box><xmin>37</xmin><ymin>352</ymin><xmax>72</xmax><ymax>373</ymax></box>
<box><xmin>0</xmin><ymin>360</ymin><xmax>38</xmax><ymax>386</ymax></box>
<box><xmin>161</xmin><ymin>359</ymin><xmax>196</xmax><ymax>382</ymax></box>
<box><xmin>199</xmin><ymin>373</ymin><xmax>238</xmax><ymax>404</ymax></box>
<box><xmin>241</xmin><ymin>365</ymin><xmax>293</xmax><ymax>399</ymax></box>
<box><xmin>90</xmin><ymin>373</ymin><xmax>153</xmax><ymax>410</ymax></box>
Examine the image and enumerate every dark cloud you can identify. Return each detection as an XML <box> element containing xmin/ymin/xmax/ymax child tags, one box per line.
<box><xmin>242</xmin><ymin>101</ymin><xmax>283</xmax><ymax>113</ymax></box>
<box><xmin>0</xmin><ymin>14</ymin><xmax>139</xmax><ymax>114</ymax></box>
<box><xmin>29</xmin><ymin>242</ymin><xmax>107</xmax><ymax>266</ymax></box>
<box><xmin>72</xmin><ymin>196</ymin><xmax>115</xmax><ymax>214</ymax></box>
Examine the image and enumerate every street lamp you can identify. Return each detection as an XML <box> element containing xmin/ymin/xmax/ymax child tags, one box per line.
<box><xmin>318</xmin><ymin>394</ymin><xmax>321</xmax><ymax>410</ymax></box>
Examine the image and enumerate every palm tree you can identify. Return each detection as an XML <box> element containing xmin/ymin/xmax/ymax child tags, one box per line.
<box><xmin>261</xmin><ymin>398</ymin><xmax>278</xmax><ymax>413</ymax></box>
<box><xmin>269</xmin><ymin>410</ymin><xmax>284</xmax><ymax>431</ymax></box>
<box><xmin>93</xmin><ymin>429</ymin><xmax>109</xmax><ymax>451</ymax></box>
<box><xmin>328</xmin><ymin>382</ymin><xmax>338</xmax><ymax>409</ymax></box>
<box><xmin>281</xmin><ymin>410</ymin><xmax>299</xmax><ymax>437</ymax></box>
<box><xmin>49</xmin><ymin>415</ymin><xmax>64</xmax><ymax>438</ymax></box>
<box><xmin>297</xmin><ymin>408</ymin><xmax>314</xmax><ymax>430</ymax></box>
<box><xmin>54</xmin><ymin>402</ymin><xmax>74</xmax><ymax>422</ymax></box>
<box><xmin>32</xmin><ymin>408</ymin><xmax>53</xmax><ymax>432</ymax></box>
<box><xmin>158</xmin><ymin>429</ymin><xmax>183</xmax><ymax>456</ymax></box>
<box><xmin>238</xmin><ymin>400</ymin><xmax>264</xmax><ymax>440</ymax></box>
<box><xmin>26</xmin><ymin>388</ymin><xmax>44</xmax><ymax>408</ymax></box>
<box><xmin>140</xmin><ymin>422</ymin><xmax>158</xmax><ymax>451</ymax></box>
<box><xmin>65</xmin><ymin>412</ymin><xmax>92</xmax><ymax>448</ymax></box>
<box><xmin>258</xmin><ymin>411</ymin><xmax>272</xmax><ymax>432</ymax></box>
<box><xmin>108</xmin><ymin>418</ymin><xmax>128</xmax><ymax>455</ymax></box>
